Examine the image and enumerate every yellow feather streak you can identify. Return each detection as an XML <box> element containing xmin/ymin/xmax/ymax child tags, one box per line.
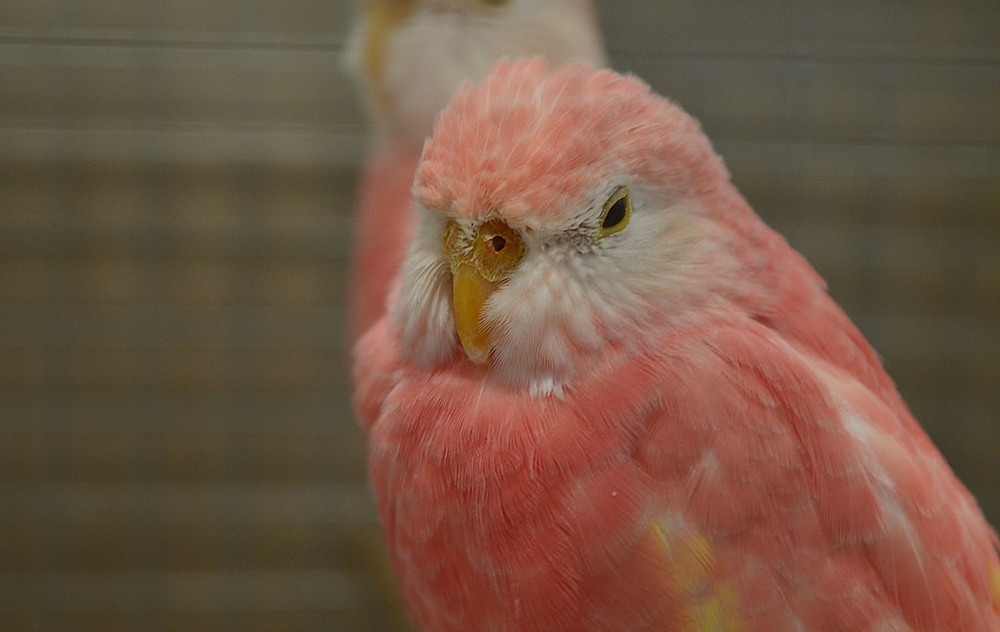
<box><xmin>991</xmin><ymin>564</ymin><xmax>1000</xmax><ymax>615</ymax></box>
<box><xmin>651</xmin><ymin>520</ymin><xmax>742</xmax><ymax>632</ymax></box>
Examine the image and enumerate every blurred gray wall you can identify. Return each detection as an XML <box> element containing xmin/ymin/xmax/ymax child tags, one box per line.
<box><xmin>0</xmin><ymin>1</ymin><xmax>997</xmax><ymax>631</ymax></box>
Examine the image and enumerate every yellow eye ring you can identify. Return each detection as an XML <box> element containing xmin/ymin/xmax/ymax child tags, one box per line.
<box><xmin>598</xmin><ymin>186</ymin><xmax>631</xmax><ymax>238</ymax></box>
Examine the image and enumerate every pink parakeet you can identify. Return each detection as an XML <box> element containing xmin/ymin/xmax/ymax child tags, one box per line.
<box><xmin>344</xmin><ymin>0</ymin><xmax>607</xmax><ymax>342</ymax></box>
<box><xmin>353</xmin><ymin>58</ymin><xmax>1000</xmax><ymax>631</ymax></box>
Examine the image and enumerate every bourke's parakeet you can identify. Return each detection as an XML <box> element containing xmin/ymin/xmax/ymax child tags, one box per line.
<box><xmin>344</xmin><ymin>0</ymin><xmax>607</xmax><ymax>341</ymax></box>
<box><xmin>353</xmin><ymin>59</ymin><xmax>1000</xmax><ymax>631</ymax></box>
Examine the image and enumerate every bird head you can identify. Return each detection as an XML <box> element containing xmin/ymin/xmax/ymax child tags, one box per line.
<box><xmin>392</xmin><ymin>58</ymin><xmax>749</xmax><ymax>394</ymax></box>
<box><xmin>344</xmin><ymin>0</ymin><xmax>607</xmax><ymax>150</ymax></box>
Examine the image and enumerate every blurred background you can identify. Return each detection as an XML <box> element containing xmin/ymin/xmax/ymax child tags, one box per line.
<box><xmin>0</xmin><ymin>1</ymin><xmax>997</xmax><ymax>630</ymax></box>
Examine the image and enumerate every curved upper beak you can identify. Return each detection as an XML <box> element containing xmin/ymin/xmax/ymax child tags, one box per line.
<box><xmin>443</xmin><ymin>219</ymin><xmax>525</xmax><ymax>366</ymax></box>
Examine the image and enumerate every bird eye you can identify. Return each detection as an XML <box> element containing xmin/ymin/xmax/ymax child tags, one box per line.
<box><xmin>599</xmin><ymin>186</ymin><xmax>631</xmax><ymax>238</ymax></box>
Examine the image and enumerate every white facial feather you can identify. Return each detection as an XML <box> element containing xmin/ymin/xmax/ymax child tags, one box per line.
<box><xmin>395</xmin><ymin>211</ymin><xmax>458</xmax><ymax>366</ymax></box>
<box><xmin>394</xmin><ymin>183</ymin><xmax>742</xmax><ymax>390</ymax></box>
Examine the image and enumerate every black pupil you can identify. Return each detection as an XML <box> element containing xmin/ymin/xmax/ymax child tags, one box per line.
<box><xmin>491</xmin><ymin>235</ymin><xmax>506</xmax><ymax>252</ymax></box>
<box><xmin>603</xmin><ymin>197</ymin><xmax>627</xmax><ymax>229</ymax></box>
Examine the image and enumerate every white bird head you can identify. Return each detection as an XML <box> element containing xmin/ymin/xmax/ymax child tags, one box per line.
<box><xmin>344</xmin><ymin>0</ymin><xmax>608</xmax><ymax>150</ymax></box>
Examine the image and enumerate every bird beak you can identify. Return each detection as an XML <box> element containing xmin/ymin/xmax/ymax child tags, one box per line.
<box><xmin>443</xmin><ymin>219</ymin><xmax>525</xmax><ymax>366</ymax></box>
<box><xmin>450</xmin><ymin>262</ymin><xmax>499</xmax><ymax>366</ymax></box>
<box><xmin>360</xmin><ymin>1</ymin><xmax>415</xmax><ymax>109</ymax></box>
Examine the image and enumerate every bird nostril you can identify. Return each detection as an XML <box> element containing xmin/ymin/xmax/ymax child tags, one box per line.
<box><xmin>491</xmin><ymin>235</ymin><xmax>506</xmax><ymax>252</ymax></box>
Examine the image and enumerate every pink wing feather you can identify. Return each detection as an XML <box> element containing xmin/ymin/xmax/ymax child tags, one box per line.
<box><xmin>636</xmin><ymin>321</ymin><xmax>1000</xmax><ymax>631</ymax></box>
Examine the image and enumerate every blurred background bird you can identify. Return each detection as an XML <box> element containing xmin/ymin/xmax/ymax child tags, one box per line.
<box><xmin>343</xmin><ymin>0</ymin><xmax>608</xmax><ymax>342</ymax></box>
